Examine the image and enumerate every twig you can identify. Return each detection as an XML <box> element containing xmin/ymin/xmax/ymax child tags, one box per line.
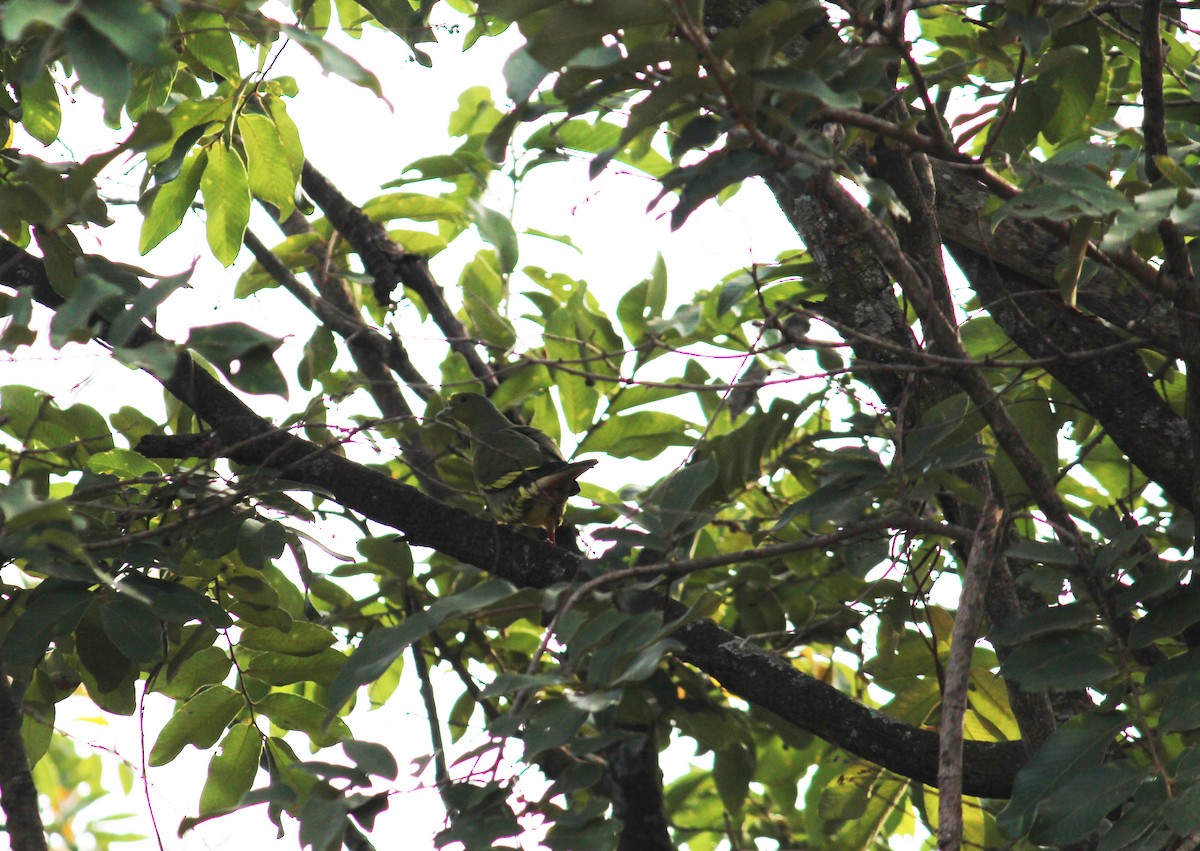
<box><xmin>937</xmin><ymin>501</ymin><xmax>1003</xmax><ymax>851</ymax></box>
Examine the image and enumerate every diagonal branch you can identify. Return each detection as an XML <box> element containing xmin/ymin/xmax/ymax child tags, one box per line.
<box><xmin>2</xmin><ymin>238</ymin><xmax>1028</xmax><ymax>798</ymax></box>
<box><xmin>242</xmin><ymin>229</ymin><xmax>450</xmax><ymax>499</ymax></box>
<box><xmin>298</xmin><ymin>162</ymin><xmax>497</xmax><ymax>391</ymax></box>
<box><xmin>812</xmin><ymin>172</ymin><xmax>1084</xmax><ymax>550</ymax></box>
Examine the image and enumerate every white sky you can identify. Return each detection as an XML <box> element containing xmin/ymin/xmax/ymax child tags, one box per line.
<box><xmin>0</xmin><ymin>6</ymin><xmax>812</xmax><ymax>851</ymax></box>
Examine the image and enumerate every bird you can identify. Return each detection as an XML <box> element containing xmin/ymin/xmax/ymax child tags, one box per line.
<box><xmin>437</xmin><ymin>392</ymin><xmax>596</xmax><ymax>545</ymax></box>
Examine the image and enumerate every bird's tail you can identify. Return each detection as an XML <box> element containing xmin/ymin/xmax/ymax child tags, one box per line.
<box><xmin>533</xmin><ymin>459</ymin><xmax>598</xmax><ymax>496</ymax></box>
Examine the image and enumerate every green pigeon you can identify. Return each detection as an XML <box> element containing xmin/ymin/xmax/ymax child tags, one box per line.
<box><xmin>438</xmin><ymin>392</ymin><xmax>596</xmax><ymax>544</ymax></box>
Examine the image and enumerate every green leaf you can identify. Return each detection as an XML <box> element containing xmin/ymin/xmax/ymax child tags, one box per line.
<box><xmin>155</xmin><ymin>646</ymin><xmax>231</xmax><ymax>700</ymax></box>
<box><xmin>78</xmin><ymin>0</ymin><xmax>168</xmax><ymax>65</ymax></box>
<box><xmin>240</xmin><ymin>623</ymin><xmax>336</xmax><ymax>656</ymax></box>
<box><xmin>751</xmin><ymin>68</ymin><xmax>861</xmax><ymax>109</ymax></box>
<box><xmin>998</xmin><ymin>631</ymin><xmax>1116</xmax><ymax>691</ymax></box>
<box><xmin>140</xmin><ymin>149</ymin><xmax>206</xmax><ymax>253</ymax></box>
<box><xmin>200</xmin><ymin>141</ymin><xmax>251</xmax><ymax>266</ymax></box>
<box><xmin>326</xmin><ymin>579</ymin><xmax>519</xmax><ymax>713</ymax></box>
<box><xmin>1129</xmin><ymin>584</ymin><xmax>1200</xmax><ymax>648</ymax></box>
<box><xmin>1161</xmin><ymin>673</ymin><xmax>1200</xmax><ymax>733</ymax></box>
<box><xmin>343</xmin><ymin>739</ymin><xmax>398</xmax><ymax>781</ymax></box>
<box><xmin>20</xmin><ymin>66</ymin><xmax>62</xmax><ymax>145</ymax></box>
<box><xmin>199</xmin><ymin>724</ymin><xmax>261</xmax><ymax>816</ymax></box>
<box><xmin>86</xmin><ymin>447</ymin><xmax>161</xmax><ymax>479</ymax></box>
<box><xmin>258</xmin><ymin>692</ymin><xmax>350</xmax><ymax>747</ymax></box>
<box><xmin>65</xmin><ymin>22</ymin><xmax>131</xmax><ymax>120</ymax></box>
<box><xmin>522</xmin><ymin>699</ymin><xmax>587</xmax><ymax>759</ymax></box>
<box><xmin>2</xmin><ymin>0</ymin><xmax>76</xmax><ymax>40</ymax></box>
<box><xmin>48</xmin><ymin>272</ymin><xmax>126</xmax><ymax>347</ymax></box>
<box><xmin>998</xmin><ymin>713</ymin><xmax>1127</xmax><ymax>838</ymax></box>
<box><xmin>577</xmin><ymin>411</ymin><xmax>695</xmax><ymax>460</ymax></box>
<box><xmin>179</xmin><ymin>10</ymin><xmax>241</xmax><ymax>80</ymax></box>
<box><xmin>100</xmin><ymin>594</ymin><xmax>163</xmax><ymax>665</ymax></box>
<box><xmin>187</xmin><ymin>322</ymin><xmax>287</xmax><ymax>397</ymax></box>
<box><xmin>1030</xmin><ymin>763</ymin><xmax>1148</xmax><ymax>845</ymax></box>
<box><xmin>241</xmin><ymin>647</ymin><xmax>346</xmax><ymax>687</ymax></box>
<box><xmin>713</xmin><ymin>742</ymin><xmax>755</xmax><ymax>815</ymax></box>
<box><xmin>642</xmin><ymin>458</ymin><xmax>717</xmax><ymax>536</ymax></box>
<box><xmin>3</xmin><ymin>581</ymin><xmax>95</xmax><ymax>663</ymax></box>
<box><xmin>470</xmin><ymin>201</ymin><xmax>519</xmax><ymax>273</ymax></box>
<box><xmin>149</xmin><ymin>684</ymin><xmax>243</xmax><ymax>766</ymax></box>
<box><xmin>264</xmin><ymin>96</ymin><xmax>305</xmax><ymax>181</ymax></box>
<box><xmin>503</xmin><ymin>47</ymin><xmax>550</xmax><ymax>102</ymax></box>
<box><xmin>238</xmin><ymin>113</ymin><xmax>296</xmax><ymax>216</ymax></box>
<box><xmin>989</xmin><ymin>603</ymin><xmax>1097</xmax><ymax>645</ymax></box>
<box><xmin>280</xmin><ymin>25</ymin><xmax>383</xmax><ymax>96</ymax></box>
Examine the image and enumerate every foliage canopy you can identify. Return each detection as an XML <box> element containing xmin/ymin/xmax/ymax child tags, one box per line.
<box><xmin>2</xmin><ymin>1</ymin><xmax>1200</xmax><ymax>849</ymax></box>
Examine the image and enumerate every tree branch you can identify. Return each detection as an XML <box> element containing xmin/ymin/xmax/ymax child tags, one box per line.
<box><xmin>3</xmin><ymin>239</ymin><xmax>1028</xmax><ymax>799</ymax></box>
<box><xmin>298</xmin><ymin>162</ymin><xmax>498</xmax><ymax>391</ymax></box>
<box><xmin>938</xmin><ymin>501</ymin><xmax>1003</xmax><ymax>851</ymax></box>
<box><xmin>0</xmin><ymin>656</ymin><xmax>48</xmax><ymax>851</ymax></box>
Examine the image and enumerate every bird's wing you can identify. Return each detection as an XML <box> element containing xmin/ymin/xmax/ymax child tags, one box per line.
<box><xmin>513</xmin><ymin>425</ymin><xmax>567</xmax><ymax>463</ymax></box>
<box><xmin>471</xmin><ymin>427</ymin><xmax>550</xmax><ymax>492</ymax></box>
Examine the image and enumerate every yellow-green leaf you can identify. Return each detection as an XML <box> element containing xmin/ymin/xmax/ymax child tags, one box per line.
<box><xmin>238</xmin><ymin>113</ymin><xmax>296</xmax><ymax>216</ymax></box>
<box><xmin>200</xmin><ymin>141</ymin><xmax>250</xmax><ymax>266</ymax></box>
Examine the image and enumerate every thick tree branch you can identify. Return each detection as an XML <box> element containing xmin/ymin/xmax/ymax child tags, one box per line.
<box><xmin>948</xmin><ymin>242</ymin><xmax>1194</xmax><ymax>509</ymax></box>
<box><xmin>764</xmin><ymin>168</ymin><xmax>1057</xmax><ymax>753</ymax></box>
<box><xmin>811</xmin><ymin>173</ymin><xmax>1083</xmax><ymax>550</ymax></box>
<box><xmin>3</xmin><ymin>239</ymin><xmax>1028</xmax><ymax>798</ymax></box>
<box><xmin>0</xmin><ymin>657</ymin><xmax>48</xmax><ymax>851</ymax></box>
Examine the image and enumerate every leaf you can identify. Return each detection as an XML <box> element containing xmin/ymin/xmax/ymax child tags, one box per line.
<box><xmin>187</xmin><ymin>322</ymin><xmax>288</xmax><ymax>397</ymax></box>
<box><xmin>258</xmin><ymin>693</ymin><xmax>350</xmax><ymax>747</ymax></box>
<box><xmin>155</xmin><ymin>646</ymin><xmax>231</xmax><ymax>700</ymax></box>
<box><xmin>20</xmin><ymin>66</ymin><xmax>61</xmax><ymax>145</ymax></box>
<box><xmin>65</xmin><ymin>22</ymin><xmax>131</xmax><ymax>120</ymax></box>
<box><xmin>326</xmin><ymin>580</ymin><xmax>519</xmax><ymax>713</ymax></box>
<box><xmin>241</xmin><ymin>648</ymin><xmax>347</xmax><ymax>687</ymax></box>
<box><xmin>343</xmin><ymin>739</ymin><xmax>398</xmax><ymax>781</ymax></box>
<box><xmin>1129</xmin><ymin>584</ymin><xmax>1200</xmax><ymax>648</ymax></box>
<box><xmin>77</xmin><ymin>0</ymin><xmax>168</xmax><ymax>65</ymax></box>
<box><xmin>179</xmin><ymin>10</ymin><xmax>240</xmax><ymax>81</ymax></box>
<box><xmin>522</xmin><ymin>699</ymin><xmax>588</xmax><ymax>760</ymax></box>
<box><xmin>199</xmin><ymin>724</ymin><xmax>262</xmax><ymax>816</ymax></box>
<box><xmin>469</xmin><ymin>201</ymin><xmax>519</xmax><ymax>273</ymax></box>
<box><xmin>3</xmin><ymin>581</ymin><xmax>95</xmax><ymax>663</ymax></box>
<box><xmin>997</xmin><ymin>713</ymin><xmax>1126</xmax><ymax>838</ymax></box>
<box><xmin>713</xmin><ymin>742</ymin><xmax>755</xmax><ymax>816</ymax></box>
<box><xmin>86</xmin><ymin>447</ymin><xmax>161</xmax><ymax>479</ymax></box>
<box><xmin>503</xmin><ymin>47</ymin><xmax>550</xmax><ymax>103</ymax></box>
<box><xmin>1161</xmin><ymin>674</ymin><xmax>1200</xmax><ymax>733</ymax></box>
<box><xmin>240</xmin><ymin>623</ymin><xmax>336</xmax><ymax>656</ymax></box>
<box><xmin>577</xmin><ymin>411</ymin><xmax>695</xmax><ymax>460</ymax></box>
<box><xmin>238</xmin><ymin>114</ymin><xmax>296</xmax><ymax>216</ymax></box>
<box><xmin>140</xmin><ymin>150</ymin><xmax>206</xmax><ymax>253</ymax></box>
<box><xmin>149</xmin><ymin>684</ymin><xmax>243</xmax><ymax>766</ymax></box>
<box><xmin>1029</xmin><ymin>763</ymin><xmax>1148</xmax><ymax>845</ymax></box>
<box><xmin>998</xmin><ymin>631</ymin><xmax>1116</xmax><ymax>691</ymax></box>
<box><xmin>989</xmin><ymin>603</ymin><xmax>1097</xmax><ymax>645</ymax></box>
<box><xmin>48</xmin><ymin>273</ymin><xmax>126</xmax><ymax>347</ymax></box>
<box><xmin>280</xmin><ymin>25</ymin><xmax>383</xmax><ymax>97</ymax></box>
<box><xmin>200</xmin><ymin>141</ymin><xmax>251</xmax><ymax>266</ymax></box>
<box><xmin>100</xmin><ymin>594</ymin><xmax>163</xmax><ymax>665</ymax></box>
<box><xmin>642</xmin><ymin>458</ymin><xmax>717</xmax><ymax>536</ymax></box>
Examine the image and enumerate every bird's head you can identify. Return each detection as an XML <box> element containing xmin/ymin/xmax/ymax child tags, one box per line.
<box><xmin>437</xmin><ymin>392</ymin><xmax>511</xmax><ymax>433</ymax></box>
